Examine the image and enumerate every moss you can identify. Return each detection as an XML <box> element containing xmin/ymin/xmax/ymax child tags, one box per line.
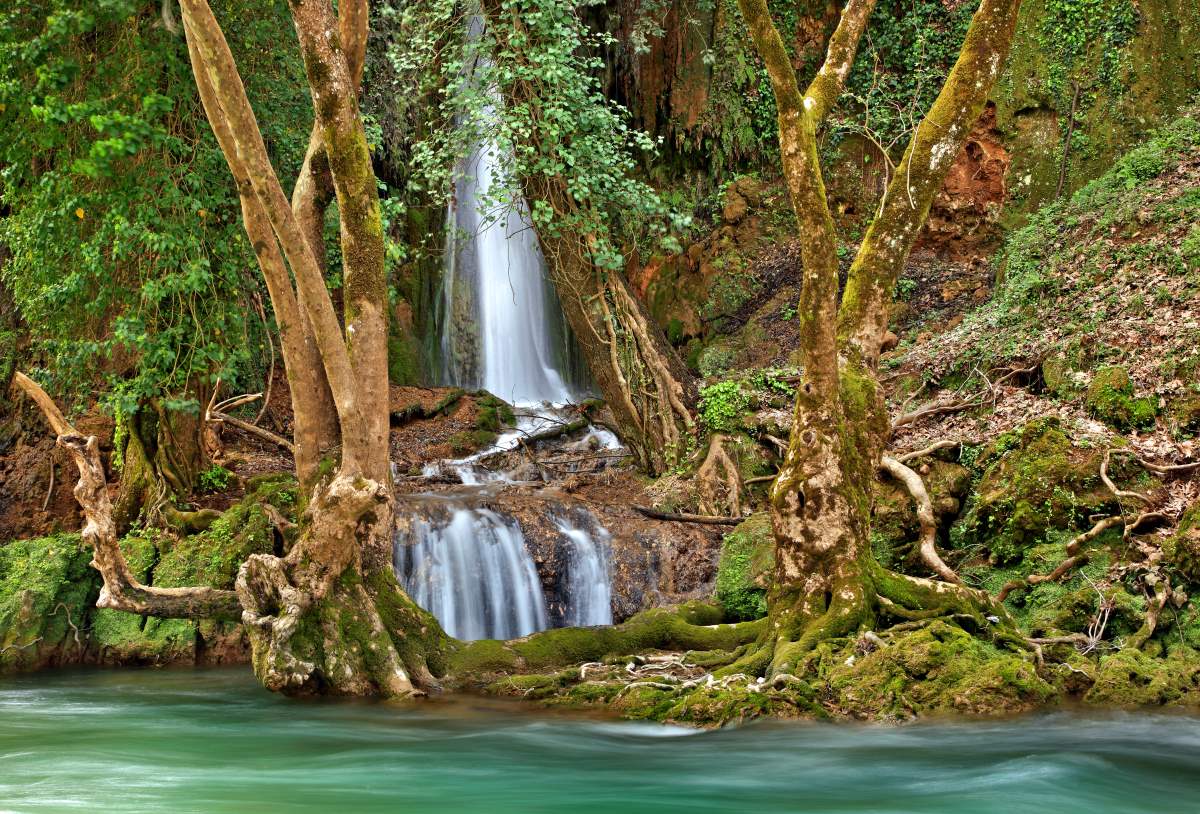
<box><xmin>473</xmin><ymin>393</ymin><xmax>516</xmax><ymax>433</ymax></box>
<box><xmin>448</xmin><ymin>429</ymin><xmax>498</xmax><ymax>455</ymax></box>
<box><xmin>1167</xmin><ymin>393</ymin><xmax>1200</xmax><ymax>437</ymax></box>
<box><xmin>1084</xmin><ymin>648</ymin><xmax>1200</xmax><ymax>707</ymax></box>
<box><xmin>1162</xmin><ymin>502</ymin><xmax>1200</xmax><ymax>584</ymax></box>
<box><xmin>0</xmin><ymin>534</ymin><xmax>97</xmax><ymax>673</ymax></box>
<box><xmin>387</xmin><ymin>333</ymin><xmax>422</xmax><ymax>385</ymax></box>
<box><xmin>828</xmin><ymin>621</ymin><xmax>1056</xmax><ymax>718</ymax></box>
<box><xmin>953</xmin><ymin>419</ymin><xmax>1115</xmax><ymax>564</ymax></box>
<box><xmin>1085</xmin><ymin>365</ymin><xmax>1157</xmax><ymax>431</ymax></box>
<box><xmin>715</xmin><ymin>513</ymin><xmax>773</xmax><ymax>620</ymax></box>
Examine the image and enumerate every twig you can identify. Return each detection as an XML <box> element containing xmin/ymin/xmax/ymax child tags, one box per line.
<box><xmin>632</xmin><ymin>505</ymin><xmax>742</xmax><ymax>526</ymax></box>
<box><xmin>42</xmin><ymin>459</ymin><xmax>54</xmax><ymax>512</ymax></box>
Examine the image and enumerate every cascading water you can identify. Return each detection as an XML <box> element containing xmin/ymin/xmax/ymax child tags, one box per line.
<box><xmin>557</xmin><ymin>518</ymin><xmax>614</xmax><ymax>627</ymax></box>
<box><xmin>399</xmin><ymin>39</ymin><xmax>616</xmax><ymax>641</ymax></box>
<box><xmin>438</xmin><ymin>105</ymin><xmax>581</xmax><ymax>406</ymax></box>
<box><xmin>394</xmin><ymin>504</ymin><xmax>549</xmax><ymax>641</ymax></box>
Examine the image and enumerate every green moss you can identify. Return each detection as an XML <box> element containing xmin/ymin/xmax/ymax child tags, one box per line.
<box><xmin>715</xmin><ymin>513</ymin><xmax>772</xmax><ymax>620</ymax></box>
<box><xmin>1084</xmin><ymin>648</ymin><xmax>1200</xmax><ymax>707</ymax></box>
<box><xmin>387</xmin><ymin>333</ymin><xmax>422</xmax><ymax>385</ymax></box>
<box><xmin>1085</xmin><ymin>365</ymin><xmax>1157</xmax><ymax>431</ymax></box>
<box><xmin>953</xmin><ymin>419</ymin><xmax>1114</xmax><ymax>564</ymax></box>
<box><xmin>828</xmin><ymin>621</ymin><xmax>1056</xmax><ymax>718</ymax></box>
<box><xmin>0</xmin><ymin>534</ymin><xmax>97</xmax><ymax>673</ymax></box>
<box><xmin>1162</xmin><ymin>502</ymin><xmax>1200</xmax><ymax>584</ymax></box>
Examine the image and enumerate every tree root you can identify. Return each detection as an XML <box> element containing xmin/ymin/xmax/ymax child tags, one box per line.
<box><xmin>879</xmin><ymin>455</ymin><xmax>961</xmax><ymax>584</ymax></box>
<box><xmin>696</xmin><ymin>434</ymin><xmax>744</xmax><ymax>518</ymax></box>
<box><xmin>447</xmin><ymin>603</ymin><xmax>764</xmax><ymax>680</ymax></box>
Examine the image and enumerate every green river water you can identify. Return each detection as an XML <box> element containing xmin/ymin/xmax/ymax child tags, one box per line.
<box><xmin>1</xmin><ymin>668</ymin><xmax>1198</xmax><ymax>813</ymax></box>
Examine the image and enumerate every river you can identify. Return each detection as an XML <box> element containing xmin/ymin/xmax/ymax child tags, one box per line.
<box><xmin>2</xmin><ymin>668</ymin><xmax>1198</xmax><ymax>812</ymax></box>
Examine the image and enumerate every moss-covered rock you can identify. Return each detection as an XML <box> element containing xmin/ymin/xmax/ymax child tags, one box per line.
<box><xmin>0</xmin><ymin>534</ymin><xmax>97</xmax><ymax>673</ymax></box>
<box><xmin>953</xmin><ymin>419</ymin><xmax>1116</xmax><ymax>564</ymax></box>
<box><xmin>1162</xmin><ymin>502</ymin><xmax>1200</xmax><ymax>585</ymax></box>
<box><xmin>715</xmin><ymin>513</ymin><xmax>772</xmax><ymax>620</ymax></box>
<box><xmin>828</xmin><ymin>621</ymin><xmax>1056</xmax><ymax>718</ymax></box>
<box><xmin>1084</xmin><ymin>648</ymin><xmax>1200</xmax><ymax>707</ymax></box>
<box><xmin>1085</xmin><ymin>366</ymin><xmax>1157</xmax><ymax>431</ymax></box>
<box><xmin>91</xmin><ymin>477</ymin><xmax>293</xmax><ymax>665</ymax></box>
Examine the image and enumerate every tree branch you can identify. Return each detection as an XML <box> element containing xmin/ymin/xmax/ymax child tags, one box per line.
<box><xmin>13</xmin><ymin>373</ymin><xmax>242</xmax><ymax>622</ymax></box>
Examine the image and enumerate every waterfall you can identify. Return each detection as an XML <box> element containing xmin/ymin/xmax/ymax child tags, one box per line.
<box><xmin>557</xmin><ymin>518</ymin><xmax>614</xmax><ymax>627</ymax></box>
<box><xmin>394</xmin><ymin>506</ymin><xmax>549</xmax><ymax>641</ymax></box>
<box><xmin>439</xmin><ymin>121</ymin><xmax>582</xmax><ymax>406</ymax></box>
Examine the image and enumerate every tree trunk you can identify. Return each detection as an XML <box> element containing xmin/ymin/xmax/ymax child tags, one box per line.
<box><xmin>534</xmin><ymin>215</ymin><xmax>697</xmax><ymax>474</ymax></box>
<box><xmin>728</xmin><ymin>0</ymin><xmax>1028</xmax><ymax>676</ymax></box>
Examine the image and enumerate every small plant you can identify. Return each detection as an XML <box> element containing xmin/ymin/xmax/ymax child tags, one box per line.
<box><xmin>198</xmin><ymin>465</ymin><xmax>233</xmax><ymax>494</ymax></box>
<box><xmin>699</xmin><ymin>380</ymin><xmax>750</xmax><ymax>433</ymax></box>
<box><xmin>895</xmin><ymin>277</ymin><xmax>918</xmax><ymax>301</ymax></box>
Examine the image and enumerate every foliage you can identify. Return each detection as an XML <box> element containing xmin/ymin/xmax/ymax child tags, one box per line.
<box><xmin>0</xmin><ymin>0</ymin><xmax>311</xmax><ymax>414</ymax></box>
<box><xmin>391</xmin><ymin>0</ymin><xmax>689</xmax><ymax>274</ymax></box>
<box><xmin>698</xmin><ymin>379</ymin><xmax>750</xmax><ymax>432</ymax></box>
<box><xmin>197</xmin><ymin>464</ymin><xmax>233</xmax><ymax>494</ymax></box>
<box><xmin>833</xmin><ymin>0</ymin><xmax>978</xmax><ymax>157</ymax></box>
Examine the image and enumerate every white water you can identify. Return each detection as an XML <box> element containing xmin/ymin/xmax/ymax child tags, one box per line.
<box><xmin>440</xmin><ymin>122</ymin><xmax>576</xmax><ymax>406</ymax></box>
<box><xmin>557</xmin><ymin>518</ymin><xmax>614</xmax><ymax>627</ymax></box>
<box><xmin>394</xmin><ymin>505</ymin><xmax>549</xmax><ymax>641</ymax></box>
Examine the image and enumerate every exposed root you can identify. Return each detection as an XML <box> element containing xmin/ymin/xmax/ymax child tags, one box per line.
<box><xmin>1127</xmin><ymin>575</ymin><xmax>1171</xmax><ymax>651</ymax></box>
<box><xmin>880</xmin><ymin>455</ymin><xmax>962</xmax><ymax>584</ymax></box>
<box><xmin>696</xmin><ymin>434</ymin><xmax>743</xmax><ymax>518</ymax></box>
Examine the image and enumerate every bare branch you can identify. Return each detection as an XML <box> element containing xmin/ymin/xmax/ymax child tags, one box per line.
<box><xmin>14</xmin><ymin>372</ymin><xmax>243</xmax><ymax>622</ymax></box>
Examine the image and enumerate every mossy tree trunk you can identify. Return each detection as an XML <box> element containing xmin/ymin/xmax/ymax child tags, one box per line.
<box><xmin>728</xmin><ymin>0</ymin><xmax>1029</xmax><ymax>677</ymax></box>
<box><xmin>112</xmin><ymin>400</ymin><xmax>209</xmax><ymax>534</ymax></box>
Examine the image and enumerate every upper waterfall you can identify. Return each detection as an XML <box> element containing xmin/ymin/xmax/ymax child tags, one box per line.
<box><xmin>439</xmin><ymin>129</ymin><xmax>582</xmax><ymax>406</ymax></box>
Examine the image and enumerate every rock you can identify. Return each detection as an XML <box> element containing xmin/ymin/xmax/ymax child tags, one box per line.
<box><xmin>714</xmin><ymin>513</ymin><xmax>773</xmax><ymax>620</ymax></box>
<box><xmin>880</xmin><ymin>330</ymin><xmax>900</xmax><ymax>352</ymax></box>
<box><xmin>1085</xmin><ymin>365</ymin><xmax>1157</xmax><ymax>431</ymax></box>
<box><xmin>722</xmin><ymin>190</ymin><xmax>749</xmax><ymax>224</ymax></box>
<box><xmin>952</xmin><ymin>419</ymin><xmax>1118</xmax><ymax>564</ymax></box>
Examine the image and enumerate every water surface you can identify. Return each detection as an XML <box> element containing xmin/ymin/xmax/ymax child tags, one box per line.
<box><xmin>2</xmin><ymin>668</ymin><xmax>1198</xmax><ymax>813</ymax></box>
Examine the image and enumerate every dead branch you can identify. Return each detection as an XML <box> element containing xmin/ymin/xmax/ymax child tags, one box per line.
<box><xmin>896</xmin><ymin>440</ymin><xmax>960</xmax><ymax>464</ymax></box>
<box><xmin>879</xmin><ymin>455</ymin><xmax>961</xmax><ymax>584</ymax></box>
<box><xmin>14</xmin><ymin>372</ymin><xmax>243</xmax><ymax>622</ymax></box>
<box><xmin>632</xmin><ymin>505</ymin><xmax>743</xmax><ymax>526</ymax></box>
<box><xmin>209</xmin><ymin>410</ymin><xmax>295</xmax><ymax>454</ymax></box>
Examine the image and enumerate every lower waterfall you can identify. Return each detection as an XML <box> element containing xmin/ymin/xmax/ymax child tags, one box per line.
<box><xmin>394</xmin><ymin>505</ymin><xmax>548</xmax><ymax>641</ymax></box>
<box><xmin>393</xmin><ymin>498</ymin><xmax>614</xmax><ymax>641</ymax></box>
<box><xmin>557</xmin><ymin>518</ymin><xmax>613</xmax><ymax>628</ymax></box>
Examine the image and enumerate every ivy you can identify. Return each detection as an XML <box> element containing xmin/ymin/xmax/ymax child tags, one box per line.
<box><xmin>0</xmin><ymin>0</ymin><xmax>311</xmax><ymax>413</ymax></box>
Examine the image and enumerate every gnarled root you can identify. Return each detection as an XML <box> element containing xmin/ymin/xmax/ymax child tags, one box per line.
<box><xmin>879</xmin><ymin>455</ymin><xmax>961</xmax><ymax>584</ymax></box>
<box><xmin>236</xmin><ymin>473</ymin><xmax>416</xmax><ymax>697</ymax></box>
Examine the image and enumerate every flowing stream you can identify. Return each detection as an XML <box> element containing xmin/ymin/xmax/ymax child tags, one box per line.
<box><xmin>3</xmin><ymin>668</ymin><xmax>1200</xmax><ymax>813</ymax></box>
